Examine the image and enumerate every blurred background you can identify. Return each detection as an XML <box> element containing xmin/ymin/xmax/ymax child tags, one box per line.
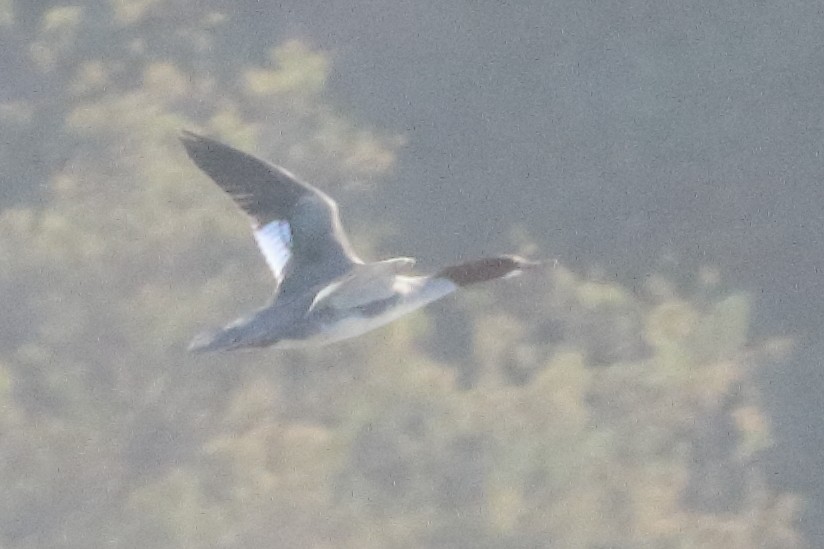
<box><xmin>1</xmin><ymin>1</ymin><xmax>821</xmax><ymax>547</ymax></box>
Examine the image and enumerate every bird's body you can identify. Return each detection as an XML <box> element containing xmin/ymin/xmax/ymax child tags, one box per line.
<box><xmin>181</xmin><ymin>132</ymin><xmax>541</xmax><ymax>352</ymax></box>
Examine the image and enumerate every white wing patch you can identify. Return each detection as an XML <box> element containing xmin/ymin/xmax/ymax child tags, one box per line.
<box><xmin>253</xmin><ymin>219</ymin><xmax>292</xmax><ymax>281</ymax></box>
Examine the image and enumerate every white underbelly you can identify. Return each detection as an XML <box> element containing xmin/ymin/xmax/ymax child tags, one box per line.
<box><xmin>273</xmin><ymin>277</ymin><xmax>457</xmax><ymax>349</ymax></box>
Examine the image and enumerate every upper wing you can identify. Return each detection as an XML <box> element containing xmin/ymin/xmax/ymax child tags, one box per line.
<box><xmin>180</xmin><ymin>131</ymin><xmax>362</xmax><ymax>295</ymax></box>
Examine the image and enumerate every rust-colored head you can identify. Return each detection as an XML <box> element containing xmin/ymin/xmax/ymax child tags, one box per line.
<box><xmin>436</xmin><ymin>255</ymin><xmax>543</xmax><ymax>287</ymax></box>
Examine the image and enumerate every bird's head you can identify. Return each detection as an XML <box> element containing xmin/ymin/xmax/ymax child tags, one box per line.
<box><xmin>436</xmin><ymin>254</ymin><xmax>546</xmax><ymax>287</ymax></box>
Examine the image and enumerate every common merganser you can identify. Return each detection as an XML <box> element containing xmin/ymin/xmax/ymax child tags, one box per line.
<box><xmin>180</xmin><ymin>132</ymin><xmax>542</xmax><ymax>352</ymax></box>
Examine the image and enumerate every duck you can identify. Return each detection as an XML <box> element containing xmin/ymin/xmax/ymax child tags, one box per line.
<box><xmin>180</xmin><ymin>131</ymin><xmax>543</xmax><ymax>352</ymax></box>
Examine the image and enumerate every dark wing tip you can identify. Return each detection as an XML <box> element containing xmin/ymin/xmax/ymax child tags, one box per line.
<box><xmin>179</xmin><ymin>130</ymin><xmax>220</xmax><ymax>160</ymax></box>
<box><xmin>178</xmin><ymin>130</ymin><xmax>306</xmax><ymax>227</ymax></box>
<box><xmin>179</xmin><ymin>129</ymin><xmax>201</xmax><ymax>144</ymax></box>
<box><xmin>180</xmin><ymin>130</ymin><xmax>206</xmax><ymax>160</ymax></box>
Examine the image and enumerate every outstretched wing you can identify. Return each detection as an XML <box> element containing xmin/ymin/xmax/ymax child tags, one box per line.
<box><xmin>180</xmin><ymin>131</ymin><xmax>363</xmax><ymax>296</ymax></box>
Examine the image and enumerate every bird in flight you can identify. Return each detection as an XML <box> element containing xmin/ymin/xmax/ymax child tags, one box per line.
<box><xmin>181</xmin><ymin>131</ymin><xmax>542</xmax><ymax>352</ymax></box>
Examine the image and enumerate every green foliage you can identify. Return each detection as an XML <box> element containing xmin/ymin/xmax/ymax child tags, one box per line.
<box><xmin>0</xmin><ymin>3</ymin><xmax>805</xmax><ymax>548</ymax></box>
